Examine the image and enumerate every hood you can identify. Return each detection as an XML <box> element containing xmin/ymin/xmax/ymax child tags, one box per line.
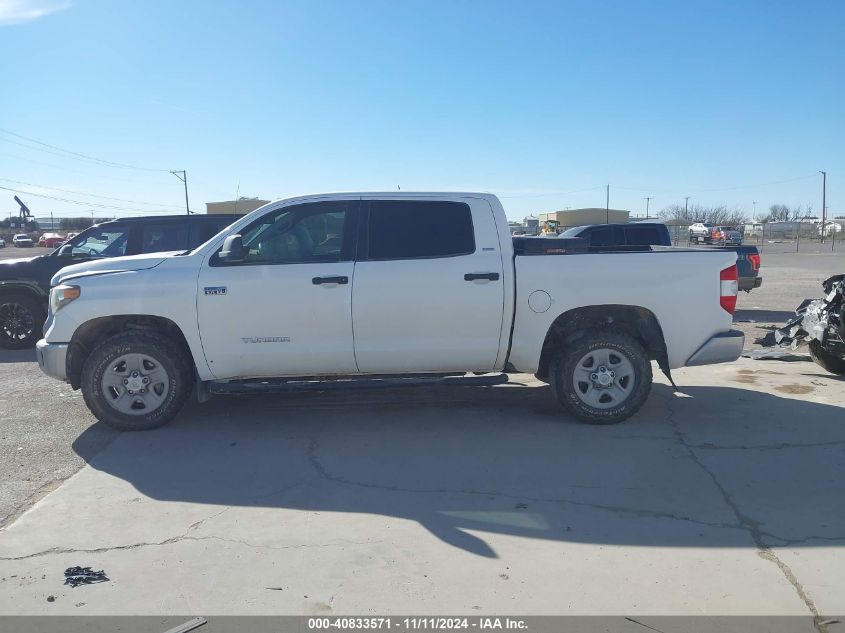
<box><xmin>51</xmin><ymin>251</ymin><xmax>178</xmax><ymax>286</ymax></box>
<box><xmin>0</xmin><ymin>255</ymin><xmax>43</xmax><ymax>279</ymax></box>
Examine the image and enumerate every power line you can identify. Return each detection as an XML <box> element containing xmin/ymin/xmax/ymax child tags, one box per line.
<box><xmin>0</xmin><ymin>178</ymin><xmax>183</xmax><ymax>209</ymax></box>
<box><xmin>0</xmin><ymin>151</ymin><xmax>172</xmax><ymax>185</ymax></box>
<box><xmin>0</xmin><ymin>127</ymin><xmax>171</xmax><ymax>172</ymax></box>
<box><xmin>0</xmin><ymin>185</ymin><xmax>181</xmax><ymax>214</ymax></box>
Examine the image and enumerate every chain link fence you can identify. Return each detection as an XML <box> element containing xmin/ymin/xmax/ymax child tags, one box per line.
<box><xmin>510</xmin><ymin>223</ymin><xmax>844</xmax><ymax>254</ymax></box>
<box><xmin>665</xmin><ymin>223</ymin><xmax>843</xmax><ymax>254</ymax></box>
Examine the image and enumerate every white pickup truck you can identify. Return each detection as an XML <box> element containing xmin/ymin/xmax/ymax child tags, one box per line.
<box><xmin>36</xmin><ymin>192</ymin><xmax>744</xmax><ymax>430</ymax></box>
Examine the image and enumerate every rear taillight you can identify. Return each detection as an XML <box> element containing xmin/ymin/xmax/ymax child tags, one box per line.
<box><xmin>720</xmin><ymin>264</ymin><xmax>738</xmax><ymax>314</ymax></box>
<box><xmin>748</xmin><ymin>253</ymin><xmax>761</xmax><ymax>272</ymax></box>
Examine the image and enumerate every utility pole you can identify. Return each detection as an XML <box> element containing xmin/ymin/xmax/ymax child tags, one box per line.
<box><xmin>684</xmin><ymin>196</ymin><xmax>690</xmax><ymax>217</ymax></box>
<box><xmin>605</xmin><ymin>184</ymin><xmax>610</xmax><ymax>224</ymax></box>
<box><xmin>644</xmin><ymin>197</ymin><xmax>652</xmax><ymax>218</ymax></box>
<box><xmin>820</xmin><ymin>171</ymin><xmax>827</xmax><ymax>243</ymax></box>
<box><xmin>752</xmin><ymin>200</ymin><xmax>757</xmax><ymax>219</ymax></box>
<box><xmin>171</xmin><ymin>170</ymin><xmax>191</xmax><ymax>215</ymax></box>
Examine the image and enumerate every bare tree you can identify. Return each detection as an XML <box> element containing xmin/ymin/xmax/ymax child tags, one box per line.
<box><xmin>761</xmin><ymin>204</ymin><xmax>811</xmax><ymax>222</ymax></box>
<box><xmin>660</xmin><ymin>203</ymin><xmax>747</xmax><ymax>226</ymax></box>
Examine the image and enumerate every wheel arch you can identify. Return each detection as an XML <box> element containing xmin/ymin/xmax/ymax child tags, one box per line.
<box><xmin>0</xmin><ymin>281</ymin><xmax>48</xmax><ymax>303</ymax></box>
<box><xmin>67</xmin><ymin>315</ymin><xmax>194</xmax><ymax>390</ymax></box>
<box><xmin>535</xmin><ymin>304</ymin><xmax>668</xmax><ymax>381</ymax></box>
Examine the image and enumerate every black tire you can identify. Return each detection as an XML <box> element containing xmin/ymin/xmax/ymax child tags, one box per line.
<box><xmin>81</xmin><ymin>331</ymin><xmax>193</xmax><ymax>431</ymax></box>
<box><xmin>809</xmin><ymin>340</ymin><xmax>845</xmax><ymax>375</ymax></box>
<box><xmin>550</xmin><ymin>329</ymin><xmax>652</xmax><ymax>425</ymax></box>
<box><xmin>0</xmin><ymin>294</ymin><xmax>46</xmax><ymax>350</ymax></box>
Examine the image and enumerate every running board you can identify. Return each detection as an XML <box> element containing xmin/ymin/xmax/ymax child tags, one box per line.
<box><xmin>206</xmin><ymin>373</ymin><xmax>509</xmax><ymax>395</ymax></box>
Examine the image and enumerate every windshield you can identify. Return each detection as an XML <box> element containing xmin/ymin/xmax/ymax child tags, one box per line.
<box><xmin>560</xmin><ymin>226</ymin><xmax>586</xmax><ymax>237</ymax></box>
<box><xmin>58</xmin><ymin>226</ymin><xmax>129</xmax><ymax>258</ymax></box>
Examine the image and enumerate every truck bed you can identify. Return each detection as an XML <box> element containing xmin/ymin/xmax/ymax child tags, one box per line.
<box><xmin>507</xmin><ymin>246</ymin><xmax>738</xmax><ymax>372</ymax></box>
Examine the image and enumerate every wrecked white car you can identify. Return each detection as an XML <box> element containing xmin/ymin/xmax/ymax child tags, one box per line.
<box><xmin>775</xmin><ymin>274</ymin><xmax>845</xmax><ymax>375</ymax></box>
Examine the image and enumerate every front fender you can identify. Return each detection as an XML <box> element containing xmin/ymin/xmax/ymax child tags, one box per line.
<box><xmin>0</xmin><ymin>280</ymin><xmax>48</xmax><ymax>302</ymax></box>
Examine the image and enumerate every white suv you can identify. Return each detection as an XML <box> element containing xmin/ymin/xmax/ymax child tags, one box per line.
<box><xmin>689</xmin><ymin>222</ymin><xmax>713</xmax><ymax>243</ymax></box>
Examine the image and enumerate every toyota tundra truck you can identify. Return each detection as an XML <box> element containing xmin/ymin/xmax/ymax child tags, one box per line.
<box><xmin>35</xmin><ymin>192</ymin><xmax>744</xmax><ymax>430</ymax></box>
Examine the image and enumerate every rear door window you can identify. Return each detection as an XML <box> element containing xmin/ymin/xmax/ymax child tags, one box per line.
<box><xmin>585</xmin><ymin>227</ymin><xmax>624</xmax><ymax>247</ymax></box>
<box><xmin>365</xmin><ymin>200</ymin><xmax>474</xmax><ymax>260</ymax></box>
<box><xmin>140</xmin><ymin>223</ymin><xmax>190</xmax><ymax>253</ymax></box>
<box><xmin>625</xmin><ymin>226</ymin><xmax>662</xmax><ymax>246</ymax></box>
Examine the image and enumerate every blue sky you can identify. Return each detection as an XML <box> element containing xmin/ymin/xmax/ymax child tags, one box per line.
<box><xmin>1</xmin><ymin>0</ymin><xmax>843</xmax><ymax>220</ymax></box>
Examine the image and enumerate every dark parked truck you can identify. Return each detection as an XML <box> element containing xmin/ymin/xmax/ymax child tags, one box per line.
<box><xmin>0</xmin><ymin>214</ymin><xmax>239</xmax><ymax>349</ymax></box>
<box><xmin>560</xmin><ymin>223</ymin><xmax>762</xmax><ymax>291</ymax></box>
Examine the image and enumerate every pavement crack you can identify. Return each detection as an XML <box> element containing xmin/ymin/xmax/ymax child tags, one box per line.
<box><xmin>688</xmin><ymin>440</ymin><xmax>845</xmax><ymax>451</ymax></box>
<box><xmin>306</xmin><ymin>437</ymin><xmax>742</xmax><ymax>532</ymax></box>
<box><xmin>661</xmin><ymin>390</ymin><xmax>828</xmax><ymax>633</ymax></box>
<box><xmin>624</xmin><ymin>617</ymin><xmax>668</xmax><ymax>633</ymax></box>
<box><xmin>0</xmin><ymin>534</ymin><xmax>382</xmax><ymax>561</ymax></box>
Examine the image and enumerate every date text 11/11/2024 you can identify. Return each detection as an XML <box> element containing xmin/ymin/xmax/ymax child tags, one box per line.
<box><xmin>307</xmin><ymin>617</ymin><xmax>528</xmax><ymax>630</ymax></box>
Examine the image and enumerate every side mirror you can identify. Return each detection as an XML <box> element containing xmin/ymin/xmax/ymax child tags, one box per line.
<box><xmin>57</xmin><ymin>243</ymin><xmax>73</xmax><ymax>257</ymax></box>
<box><xmin>219</xmin><ymin>234</ymin><xmax>245</xmax><ymax>263</ymax></box>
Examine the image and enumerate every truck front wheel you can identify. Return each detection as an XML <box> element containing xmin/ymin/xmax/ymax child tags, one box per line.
<box><xmin>550</xmin><ymin>330</ymin><xmax>652</xmax><ymax>424</ymax></box>
<box><xmin>81</xmin><ymin>331</ymin><xmax>193</xmax><ymax>431</ymax></box>
<box><xmin>0</xmin><ymin>294</ymin><xmax>45</xmax><ymax>350</ymax></box>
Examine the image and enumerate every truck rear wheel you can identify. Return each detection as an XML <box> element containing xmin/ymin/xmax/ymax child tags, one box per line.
<box><xmin>81</xmin><ymin>331</ymin><xmax>192</xmax><ymax>431</ymax></box>
<box><xmin>809</xmin><ymin>340</ymin><xmax>845</xmax><ymax>375</ymax></box>
<box><xmin>550</xmin><ymin>329</ymin><xmax>652</xmax><ymax>424</ymax></box>
<box><xmin>0</xmin><ymin>294</ymin><xmax>45</xmax><ymax>350</ymax></box>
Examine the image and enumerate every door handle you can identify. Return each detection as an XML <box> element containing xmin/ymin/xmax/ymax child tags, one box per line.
<box><xmin>464</xmin><ymin>272</ymin><xmax>500</xmax><ymax>281</ymax></box>
<box><xmin>312</xmin><ymin>276</ymin><xmax>349</xmax><ymax>285</ymax></box>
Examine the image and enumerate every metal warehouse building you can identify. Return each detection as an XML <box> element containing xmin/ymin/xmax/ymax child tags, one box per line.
<box><xmin>538</xmin><ymin>208</ymin><xmax>630</xmax><ymax>226</ymax></box>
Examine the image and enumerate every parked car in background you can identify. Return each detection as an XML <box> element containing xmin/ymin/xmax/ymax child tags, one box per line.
<box><xmin>0</xmin><ymin>213</ymin><xmax>240</xmax><ymax>349</ymax></box>
<box><xmin>37</xmin><ymin>192</ymin><xmax>744</xmax><ymax>430</ymax></box>
<box><xmin>0</xmin><ymin>237</ymin><xmax>5</xmax><ymax>248</ymax></box>
<box><xmin>560</xmin><ymin>222</ymin><xmax>671</xmax><ymax>247</ymax></box>
<box><xmin>12</xmin><ymin>234</ymin><xmax>33</xmax><ymax>247</ymax></box>
<box><xmin>37</xmin><ymin>233</ymin><xmax>66</xmax><ymax>248</ymax></box>
<box><xmin>689</xmin><ymin>222</ymin><xmax>713</xmax><ymax>242</ymax></box>
<box><xmin>819</xmin><ymin>221</ymin><xmax>842</xmax><ymax>238</ymax></box>
<box><xmin>710</xmin><ymin>226</ymin><xmax>742</xmax><ymax>245</ymax></box>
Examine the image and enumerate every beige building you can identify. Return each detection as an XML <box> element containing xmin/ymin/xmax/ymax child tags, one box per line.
<box><xmin>538</xmin><ymin>208</ymin><xmax>630</xmax><ymax>228</ymax></box>
<box><xmin>206</xmin><ymin>197</ymin><xmax>271</xmax><ymax>215</ymax></box>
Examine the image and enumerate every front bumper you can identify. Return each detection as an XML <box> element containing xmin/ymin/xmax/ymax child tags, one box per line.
<box><xmin>36</xmin><ymin>339</ymin><xmax>68</xmax><ymax>381</ymax></box>
<box><xmin>685</xmin><ymin>330</ymin><xmax>745</xmax><ymax>366</ymax></box>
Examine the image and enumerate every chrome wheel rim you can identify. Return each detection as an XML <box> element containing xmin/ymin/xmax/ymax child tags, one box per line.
<box><xmin>0</xmin><ymin>302</ymin><xmax>35</xmax><ymax>343</ymax></box>
<box><xmin>572</xmin><ymin>347</ymin><xmax>635</xmax><ymax>409</ymax></box>
<box><xmin>101</xmin><ymin>353</ymin><xmax>170</xmax><ymax>416</ymax></box>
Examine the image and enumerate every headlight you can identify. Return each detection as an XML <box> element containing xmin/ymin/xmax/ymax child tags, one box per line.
<box><xmin>50</xmin><ymin>284</ymin><xmax>81</xmax><ymax>313</ymax></box>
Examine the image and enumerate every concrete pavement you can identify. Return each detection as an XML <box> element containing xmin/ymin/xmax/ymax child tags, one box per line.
<box><xmin>0</xmin><ymin>358</ymin><xmax>843</xmax><ymax>616</ymax></box>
